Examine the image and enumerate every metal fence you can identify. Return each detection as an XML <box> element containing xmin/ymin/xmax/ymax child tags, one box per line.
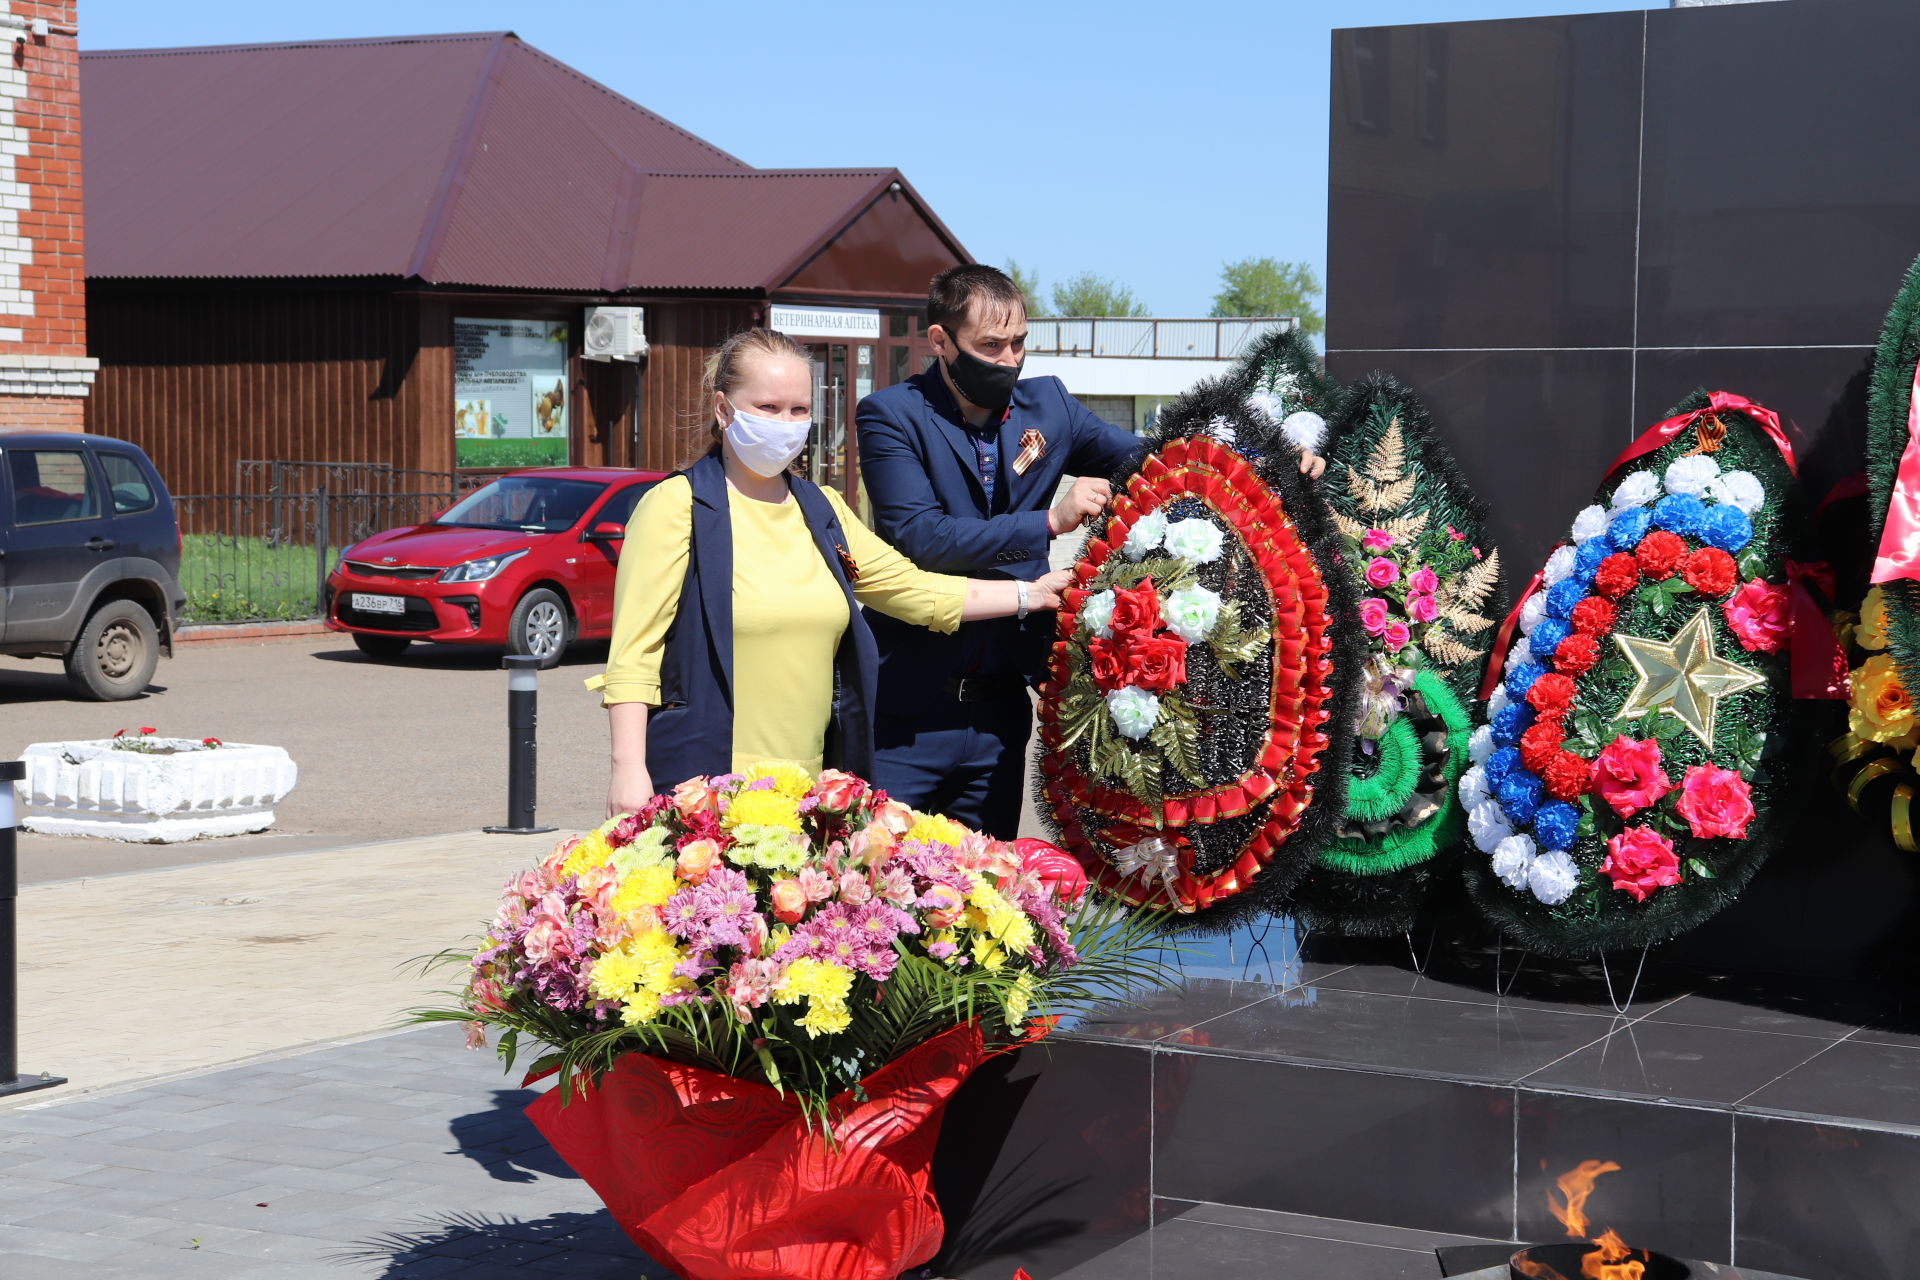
<box><xmin>174</xmin><ymin>462</ymin><xmax>480</xmax><ymax>625</ymax></box>
<box><xmin>1024</xmin><ymin>317</ymin><xmax>1297</xmax><ymax>360</ymax></box>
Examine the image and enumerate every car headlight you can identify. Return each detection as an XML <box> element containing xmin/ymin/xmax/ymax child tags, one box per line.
<box><xmin>439</xmin><ymin>549</ymin><xmax>528</xmax><ymax>583</ymax></box>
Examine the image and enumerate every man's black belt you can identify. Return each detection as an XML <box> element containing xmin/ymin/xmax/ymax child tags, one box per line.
<box><xmin>945</xmin><ymin>674</ymin><xmax>1028</xmax><ymax>702</ymax></box>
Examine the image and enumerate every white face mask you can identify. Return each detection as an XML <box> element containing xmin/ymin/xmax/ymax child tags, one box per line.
<box><xmin>725</xmin><ymin>402</ymin><xmax>812</xmax><ymax>477</ymax></box>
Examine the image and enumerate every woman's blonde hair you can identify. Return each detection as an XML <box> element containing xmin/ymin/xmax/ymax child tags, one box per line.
<box><xmin>697</xmin><ymin>327</ymin><xmax>815</xmax><ymax>450</ymax></box>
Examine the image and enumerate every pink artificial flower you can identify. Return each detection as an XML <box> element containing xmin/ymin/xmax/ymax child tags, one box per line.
<box><xmin>873</xmin><ymin>866</ymin><xmax>917</xmax><ymax>906</ymax></box>
<box><xmin>1364</xmin><ymin>557</ymin><xmax>1400</xmax><ymax>589</ymax></box>
<box><xmin>464</xmin><ymin>1020</ymin><xmax>487</xmax><ymax>1050</ymax></box>
<box><xmin>1447</xmin><ymin>524</ymin><xmax>1466</xmax><ymax>542</ymax></box>
<box><xmin>797</xmin><ymin>865</ymin><xmax>837</xmax><ymax>902</ymax></box>
<box><xmin>1674</xmin><ymin>764</ymin><xmax>1755</xmax><ymax>840</ymax></box>
<box><xmin>1406</xmin><ymin>592</ymin><xmax>1439</xmax><ymax>624</ymax></box>
<box><xmin>1384</xmin><ymin>621</ymin><xmax>1412</xmax><ymax>650</ymax></box>
<box><xmin>1599</xmin><ymin>826</ymin><xmax>1683</xmax><ymax>903</ymax></box>
<box><xmin>1359</xmin><ymin>596</ymin><xmax>1391</xmax><ymax>637</ymax></box>
<box><xmin>1591</xmin><ymin>735</ymin><xmax>1673</xmax><ymax>818</ymax></box>
<box><xmin>874</xmin><ymin>799</ymin><xmax>916</xmax><ymax>835</ymax></box>
<box><xmin>769</xmin><ymin>878</ymin><xmax>808</xmax><ymax>925</ymax></box>
<box><xmin>675</xmin><ymin>838</ymin><xmax>722</xmax><ymax>885</ymax></box>
<box><xmin>1362</xmin><ymin>529</ymin><xmax>1395</xmax><ymax>550</ymax></box>
<box><xmin>919</xmin><ymin>883</ymin><xmax>965</xmax><ymax>929</ymax></box>
<box><xmin>725</xmin><ymin>957</ymin><xmax>780</xmax><ymax>1021</ymax></box>
<box><xmin>837</xmin><ymin>869</ymin><xmax>874</xmax><ymax>905</ymax></box>
<box><xmin>1408</xmin><ymin>566</ymin><xmax>1440</xmax><ymax>595</ymax></box>
<box><xmin>1722</xmin><ymin>578</ymin><xmax>1790</xmax><ymax>654</ymax></box>
<box><xmin>812</xmin><ymin>768</ymin><xmax>868</xmax><ymax>814</ymax></box>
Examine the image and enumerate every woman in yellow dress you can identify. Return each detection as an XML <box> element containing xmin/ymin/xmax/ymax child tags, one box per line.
<box><xmin>598</xmin><ymin>328</ymin><xmax>1072</xmax><ymax>815</ymax></box>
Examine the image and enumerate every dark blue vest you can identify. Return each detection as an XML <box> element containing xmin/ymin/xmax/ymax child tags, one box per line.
<box><xmin>647</xmin><ymin>450</ymin><xmax>878</xmax><ymax>789</ymax></box>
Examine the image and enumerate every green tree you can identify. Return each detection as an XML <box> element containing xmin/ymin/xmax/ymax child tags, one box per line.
<box><xmin>1049</xmin><ymin>271</ymin><xmax>1149</xmax><ymax>318</ymax></box>
<box><xmin>1209</xmin><ymin>256</ymin><xmax>1323</xmax><ymax>337</ymax></box>
<box><xmin>1005</xmin><ymin>258</ymin><xmax>1048</xmax><ymax>317</ymax></box>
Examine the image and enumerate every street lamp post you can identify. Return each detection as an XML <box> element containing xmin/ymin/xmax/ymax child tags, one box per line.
<box><xmin>0</xmin><ymin>759</ymin><xmax>65</xmax><ymax>1098</ymax></box>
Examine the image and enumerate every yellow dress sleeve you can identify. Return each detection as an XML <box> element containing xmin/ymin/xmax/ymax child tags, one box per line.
<box><xmin>592</xmin><ymin>475</ymin><xmax>692</xmax><ymax>706</ymax></box>
<box><xmin>826</xmin><ymin>488</ymin><xmax>966</xmax><ymax>634</ymax></box>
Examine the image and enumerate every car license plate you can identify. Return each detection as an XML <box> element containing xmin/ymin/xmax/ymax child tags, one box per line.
<box><xmin>351</xmin><ymin>593</ymin><xmax>406</xmax><ymax>615</ymax></box>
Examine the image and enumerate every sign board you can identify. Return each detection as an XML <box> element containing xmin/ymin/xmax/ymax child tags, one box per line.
<box><xmin>769</xmin><ymin>305</ymin><xmax>881</xmax><ymax>341</ymax></box>
<box><xmin>453</xmin><ymin>319</ymin><xmax>570</xmax><ymax>468</ymax></box>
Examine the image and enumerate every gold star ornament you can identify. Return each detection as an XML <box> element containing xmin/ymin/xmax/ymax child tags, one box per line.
<box><xmin>1613</xmin><ymin>609</ymin><xmax>1766</xmax><ymax>747</ymax></box>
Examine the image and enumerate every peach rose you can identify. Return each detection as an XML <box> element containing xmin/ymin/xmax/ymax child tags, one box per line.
<box><xmin>769</xmin><ymin>879</ymin><xmax>808</xmax><ymax>925</ymax></box>
<box><xmin>675</xmin><ymin>838</ymin><xmax>723</xmax><ymax>884</ymax></box>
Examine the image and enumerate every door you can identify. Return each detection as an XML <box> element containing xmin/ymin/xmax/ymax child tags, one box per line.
<box><xmin>574</xmin><ymin>479</ymin><xmax>654</xmax><ymax>636</ymax></box>
<box><xmin>2</xmin><ymin>446</ymin><xmax>108</xmax><ymax>643</ymax></box>
<box><xmin>804</xmin><ymin>342</ymin><xmax>879</xmax><ymax>507</ymax></box>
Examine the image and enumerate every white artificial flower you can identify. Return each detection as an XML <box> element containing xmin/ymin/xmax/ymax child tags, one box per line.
<box><xmin>1518</xmin><ymin>591</ymin><xmax>1548</xmax><ymax>637</ymax></box>
<box><xmin>1491</xmin><ymin>834</ymin><xmax>1538</xmax><ymax>890</ymax></box>
<box><xmin>1709</xmin><ymin>469</ymin><xmax>1765</xmax><ymax>514</ymax></box>
<box><xmin>1244</xmin><ymin>392</ymin><xmax>1283</xmax><ymax>424</ymax></box>
<box><xmin>1571</xmin><ymin>505</ymin><xmax>1609</xmax><ymax>544</ymax></box>
<box><xmin>1508</xmin><ymin>636</ymin><xmax>1534</xmax><ymax>670</ymax></box>
<box><xmin>1527</xmin><ymin>850</ymin><xmax>1581</xmax><ymax>906</ymax></box>
<box><xmin>1663</xmin><ymin>453</ymin><xmax>1721</xmax><ymax>498</ymax></box>
<box><xmin>1468</xmin><ymin>799</ymin><xmax>1513</xmax><ymax>854</ymax></box>
<box><xmin>1163</xmin><ymin>517</ymin><xmax>1226</xmax><ymax>565</ymax></box>
<box><xmin>1542</xmin><ymin>545</ymin><xmax>1578</xmax><ymax>587</ymax></box>
<box><xmin>1488</xmin><ymin>686</ymin><xmax>1512</xmax><ymax>719</ymax></box>
<box><xmin>1458</xmin><ymin>764</ymin><xmax>1490</xmax><ymax>809</ymax></box>
<box><xmin>1610</xmin><ymin>470</ymin><xmax>1661</xmax><ymax>510</ymax></box>
<box><xmin>1468</xmin><ymin>725</ymin><xmax>1496</xmax><ymax>765</ymax></box>
<box><xmin>1282</xmin><ymin>410</ymin><xmax>1327</xmax><ymax>454</ymax></box>
<box><xmin>1106</xmin><ymin>686</ymin><xmax>1162</xmax><ymax>740</ymax></box>
<box><xmin>1162</xmin><ymin>584</ymin><xmax>1224</xmax><ymax>642</ymax></box>
<box><xmin>1122</xmin><ymin>510</ymin><xmax>1168</xmax><ymax>560</ymax></box>
<box><xmin>1080</xmin><ymin>588</ymin><xmax>1117</xmax><ymax>637</ymax></box>
<box><xmin>1206</xmin><ymin>415</ymin><xmax>1239</xmax><ymax>447</ymax></box>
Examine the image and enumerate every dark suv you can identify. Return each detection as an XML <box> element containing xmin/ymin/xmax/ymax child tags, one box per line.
<box><xmin>0</xmin><ymin>432</ymin><xmax>184</xmax><ymax>699</ymax></box>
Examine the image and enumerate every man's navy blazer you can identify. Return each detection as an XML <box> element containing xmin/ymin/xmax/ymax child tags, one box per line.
<box><xmin>856</xmin><ymin>366</ymin><xmax>1139</xmax><ymax>713</ymax></box>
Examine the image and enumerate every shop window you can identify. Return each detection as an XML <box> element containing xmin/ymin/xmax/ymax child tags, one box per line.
<box><xmin>453</xmin><ymin>318</ymin><xmax>571</xmax><ymax>469</ymax></box>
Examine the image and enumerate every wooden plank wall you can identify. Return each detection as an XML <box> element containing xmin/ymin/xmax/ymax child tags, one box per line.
<box><xmin>637</xmin><ymin>300</ymin><xmax>757</xmax><ymax>471</ymax></box>
<box><xmin>86</xmin><ymin>283</ymin><xmax>430</xmax><ymax>497</ymax></box>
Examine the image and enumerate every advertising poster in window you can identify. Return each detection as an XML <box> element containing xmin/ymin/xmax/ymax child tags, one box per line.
<box><xmin>453</xmin><ymin>319</ymin><xmax>570</xmax><ymax>468</ymax></box>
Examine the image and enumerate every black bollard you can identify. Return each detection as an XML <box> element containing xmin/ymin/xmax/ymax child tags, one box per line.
<box><xmin>0</xmin><ymin>759</ymin><xmax>65</xmax><ymax>1098</ymax></box>
<box><xmin>484</xmin><ymin>656</ymin><xmax>556</xmax><ymax>835</ymax></box>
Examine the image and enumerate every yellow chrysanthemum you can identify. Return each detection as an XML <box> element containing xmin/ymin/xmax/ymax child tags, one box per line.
<box><xmin>587</xmin><ymin>929</ymin><xmax>693</xmax><ymax>1012</ymax></box>
<box><xmin>774</xmin><ymin>956</ymin><xmax>854</xmax><ymax>1005</ymax></box>
<box><xmin>1004</xmin><ymin>971</ymin><xmax>1035</xmax><ymax>1028</ymax></box>
<box><xmin>619</xmin><ymin>988</ymin><xmax>663</xmax><ymax>1026</ymax></box>
<box><xmin>587</xmin><ymin>947</ymin><xmax>645</xmax><ymax>1003</ymax></box>
<box><xmin>972</xmin><ymin>936</ymin><xmax>1007</xmax><ymax>971</ymax></box>
<box><xmin>561</xmin><ymin>830</ymin><xmax>615</xmax><ymax>879</ymax></box>
<box><xmin>739</xmin><ymin>761</ymin><xmax>814</xmax><ymax>800</ymax></box>
<box><xmin>798</xmin><ymin>1000</ymin><xmax>852</xmax><ymax>1037</ymax></box>
<box><xmin>610</xmin><ymin>864</ymin><xmax>678</xmax><ymax>914</ymax></box>
<box><xmin>722</xmin><ymin>789</ymin><xmax>804</xmax><ymax>833</ymax></box>
<box><xmin>905</xmin><ymin>812</ymin><xmax>970</xmax><ymax>849</ymax></box>
<box><xmin>967</xmin><ymin>882</ymin><xmax>1037</xmax><ymax>953</ymax></box>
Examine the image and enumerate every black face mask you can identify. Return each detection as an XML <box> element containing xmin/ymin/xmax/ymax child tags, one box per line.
<box><xmin>942</xmin><ymin>341</ymin><xmax>1023</xmax><ymax>413</ymax></box>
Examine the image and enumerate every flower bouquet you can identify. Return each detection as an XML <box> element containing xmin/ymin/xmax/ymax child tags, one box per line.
<box><xmin>1829</xmin><ymin>585</ymin><xmax>1920</xmax><ymax>852</ymax></box>
<box><xmin>418</xmin><ymin>764</ymin><xmax>1167</xmax><ymax>1280</ymax></box>
<box><xmin>1459</xmin><ymin>391</ymin><xmax>1817</xmax><ymax>956</ymax></box>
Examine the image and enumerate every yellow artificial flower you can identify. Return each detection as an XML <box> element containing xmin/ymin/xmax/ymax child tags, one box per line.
<box><xmin>561</xmin><ymin>830</ymin><xmax>615</xmax><ymax>879</ymax></box>
<box><xmin>587</xmin><ymin>929</ymin><xmax>693</xmax><ymax>1015</ymax></box>
<box><xmin>798</xmin><ymin>1000</ymin><xmax>853</xmax><ymax>1037</ymax></box>
<box><xmin>1851</xmin><ymin>654</ymin><xmax>1920</xmax><ymax>746</ymax></box>
<box><xmin>967</xmin><ymin>881</ymin><xmax>1036</xmax><ymax>953</ymax></box>
<box><xmin>905</xmin><ymin>812</ymin><xmax>970</xmax><ymax>849</ymax></box>
<box><xmin>739</xmin><ymin>761</ymin><xmax>814</xmax><ymax>800</ymax></box>
<box><xmin>972</xmin><ymin>935</ymin><xmax>1007</xmax><ymax>971</ymax></box>
<box><xmin>619</xmin><ymin>988</ymin><xmax>663</xmax><ymax>1026</ymax></box>
<box><xmin>587</xmin><ymin>946</ymin><xmax>645</xmax><ymax>1003</ymax></box>
<box><xmin>1860</xmin><ymin>588</ymin><xmax>1892</xmax><ymax>652</ymax></box>
<box><xmin>773</xmin><ymin>957</ymin><xmax>855</xmax><ymax>1037</ymax></box>
<box><xmin>722</xmin><ymin>790</ymin><xmax>804</xmax><ymax>834</ymax></box>
<box><xmin>610</xmin><ymin>864</ymin><xmax>678</xmax><ymax>914</ymax></box>
<box><xmin>1004</xmin><ymin>971</ymin><xmax>1035</xmax><ymax>1028</ymax></box>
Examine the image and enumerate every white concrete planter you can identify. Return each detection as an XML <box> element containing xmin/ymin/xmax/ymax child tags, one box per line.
<box><xmin>15</xmin><ymin>739</ymin><xmax>299</xmax><ymax>842</ymax></box>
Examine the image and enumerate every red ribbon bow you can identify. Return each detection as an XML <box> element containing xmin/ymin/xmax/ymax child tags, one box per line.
<box><xmin>1873</xmin><ymin>360</ymin><xmax>1920</xmax><ymax>585</ymax></box>
<box><xmin>1605</xmin><ymin>390</ymin><xmax>1797</xmax><ymax>483</ymax></box>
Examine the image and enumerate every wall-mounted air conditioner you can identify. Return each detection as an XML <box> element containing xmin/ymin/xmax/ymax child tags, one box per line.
<box><xmin>583</xmin><ymin>306</ymin><xmax>647</xmax><ymax>361</ymax></box>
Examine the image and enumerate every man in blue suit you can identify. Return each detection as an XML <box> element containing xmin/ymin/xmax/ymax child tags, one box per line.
<box><xmin>855</xmin><ymin>265</ymin><xmax>1141</xmax><ymax>836</ymax></box>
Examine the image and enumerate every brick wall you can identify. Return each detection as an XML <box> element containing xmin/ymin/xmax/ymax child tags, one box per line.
<box><xmin>0</xmin><ymin>1</ymin><xmax>91</xmax><ymax>430</ymax></box>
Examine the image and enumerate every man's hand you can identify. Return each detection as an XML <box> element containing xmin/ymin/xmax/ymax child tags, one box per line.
<box><xmin>1048</xmin><ymin>476</ymin><xmax>1111</xmax><ymax>536</ymax></box>
<box><xmin>1298</xmin><ymin>450</ymin><xmax>1327</xmax><ymax>480</ymax></box>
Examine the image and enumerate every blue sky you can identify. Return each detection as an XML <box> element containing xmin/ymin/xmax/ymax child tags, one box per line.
<box><xmin>85</xmin><ymin>1</ymin><xmax>1649</xmax><ymax>316</ymax></box>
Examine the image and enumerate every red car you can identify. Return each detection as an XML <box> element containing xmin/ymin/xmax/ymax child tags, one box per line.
<box><xmin>325</xmin><ymin>467</ymin><xmax>667</xmax><ymax>666</ymax></box>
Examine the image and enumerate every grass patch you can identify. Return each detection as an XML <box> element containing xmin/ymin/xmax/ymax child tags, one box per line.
<box><xmin>180</xmin><ymin>533</ymin><xmax>321</xmax><ymax>623</ymax></box>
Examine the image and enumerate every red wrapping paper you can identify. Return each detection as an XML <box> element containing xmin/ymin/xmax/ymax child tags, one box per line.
<box><xmin>527</xmin><ymin>1022</ymin><xmax>988</xmax><ymax>1280</ymax></box>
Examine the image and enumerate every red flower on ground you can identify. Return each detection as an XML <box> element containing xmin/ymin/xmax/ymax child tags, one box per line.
<box><xmin>1635</xmin><ymin>530</ymin><xmax>1688</xmax><ymax>580</ymax></box>
<box><xmin>1107</xmin><ymin>578</ymin><xmax>1163</xmax><ymax>640</ymax></box>
<box><xmin>1526</xmin><ymin>673</ymin><xmax>1577</xmax><ymax>716</ymax></box>
<box><xmin>1599</xmin><ymin>826</ymin><xmax>1684</xmax><ymax>902</ymax></box>
<box><xmin>1674</xmin><ymin>763</ymin><xmax>1756</xmax><ymax>839</ymax></box>
<box><xmin>1591</xmin><ymin>734</ymin><xmax>1673</xmax><ymax>818</ymax></box>
<box><xmin>1541</xmin><ymin>750</ymin><xmax>1593</xmax><ymax>802</ymax></box>
<box><xmin>1593</xmin><ymin>553</ymin><xmax>1641</xmax><ymax>600</ymax></box>
<box><xmin>1125</xmin><ymin>633</ymin><xmax>1190</xmax><ymax>692</ymax></box>
<box><xmin>1680</xmin><ymin>547</ymin><xmax>1737</xmax><ymax>598</ymax></box>
<box><xmin>1554</xmin><ymin>632</ymin><xmax>1601</xmax><ymax>676</ymax></box>
<box><xmin>1520</xmin><ymin>720</ymin><xmax>1565</xmax><ymax>773</ymax></box>
<box><xmin>1722</xmin><ymin>578</ymin><xmax>1790</xmax><ymax>654</ymax></box>
<box><xmin>1569</xmin><ymin>597</ymin><xmax>1616</xmax><ymax>638</ymax></box>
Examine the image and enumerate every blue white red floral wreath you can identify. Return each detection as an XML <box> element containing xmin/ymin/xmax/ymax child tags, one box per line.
<box><xmin>1455</xmin><ymin>452</ymin><xmax>1769</xmax><ymax>907</ymax></box>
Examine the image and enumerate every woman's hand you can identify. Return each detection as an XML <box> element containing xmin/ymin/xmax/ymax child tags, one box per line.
<box><xmin>607</xmin><ymin>759</ymin><xmax>654</xmax><ymax>819</ymax></box>
<box><xmin>1298</xmin><ymin>449</ymin><xmax>1328</xmax><ymax>480</ymax></box>
<box><xmin>1028</xmin><ymin>568</ymin><xmax>1076</xmax><ymax>612</ymax></box>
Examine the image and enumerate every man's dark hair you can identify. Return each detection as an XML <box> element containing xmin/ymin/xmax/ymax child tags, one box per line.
<box><xmin>927</xmin><ymin>264</ymin><xmax>1026</xmax><ymax>337</ymax></box>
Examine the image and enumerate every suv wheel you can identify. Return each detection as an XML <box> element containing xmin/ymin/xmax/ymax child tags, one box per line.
<box><xmin>352</xmin><ymin>632</ymin><xmax>412</xmax><ymax>660</ymax></box>
<box><xmin>66</xmin><ymin>599</ymin><xmax>160</xmax><ymax>700</ymax></box>
<box><xmin>506</xmin><ymin>588</ymin><xmax>570</xmax><ymax>669</ymax></box>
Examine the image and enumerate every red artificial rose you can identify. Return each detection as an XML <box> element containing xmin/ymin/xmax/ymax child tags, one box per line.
<box><xmin>1107</xmin><ymin>578</ymin><xmax>1163</xmax><ymax>639</ymax></box>
<box><xmin>1723</xmin><ymin>578</ymin><xmax>1790</xmax><ymax>654</ymax></box>
<box><xmin>1554</xmin><ymin>632</ymin><xmax>1601</xmax><ymax>676</ymax></box>
<box><xmin>1126</xmin><ymin>633</ymin><xmax>1190</xmax><ymax>692</ymax></box>
<box><xmin>1635</xmin><ymin>530</ymin><xmax>1688</xmax><ymax>580</ymax></box>
<box><xmin>1570</xmin><ymin>596</ymin><xmax>1616</xmax><ymax>638</ymax></box>
<box><xmin>1599</xmin><ymin>826</ymin><xmax>1683</xmax><ymax>902</ymax></box>
<box><xmin>1526</xmin><ymin>673</ymin><xmax>1577</xmax><ymax>716</ymax></box>
<box><xmin>1674</xmin><ymin>763</ymin><xmax>1755</xmax><ymax>840</ymax></box>
<box><xmin>1593</xmin><ymin>553</ymin><xmax>1641</xmax><ymax>600</ymax></box>
<box><xmin>1087</xmin><ymin>638</ymin><xmax>1128</xmax><ymax>692</ymax></box>
<box><xmin>1680</xmin><ymin>547</ymin><xmax>1737</xmax><ymax>598</ymax></box>
<box><xmin>1541</xmin><ymin>750</ymin><xmax>1593</xmax><ymax>802</ymax></box>
<box><xmin>1591</xmin><ymin>734</ymin><xmax>1673</xmax><ymax>818</ymax></box>
<box><xmin>1519</xmin><ymin>720</ymin><xmax>1565</xmax><ymax>773</ymax></box>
